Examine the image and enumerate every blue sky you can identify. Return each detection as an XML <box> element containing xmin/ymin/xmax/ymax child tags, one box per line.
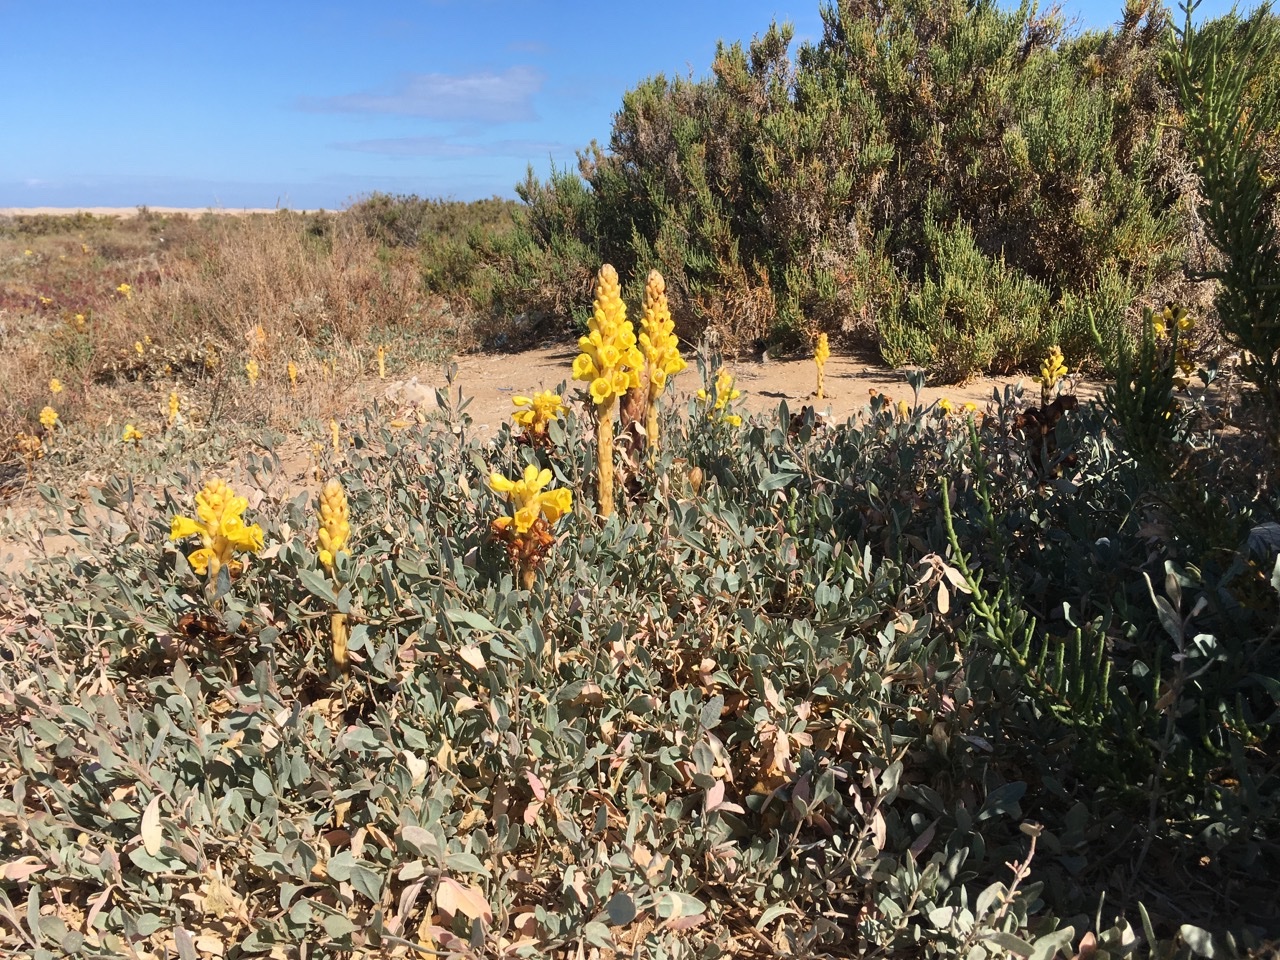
<box><xmin>0</xmin><ymin>0</ymin><xmax>1254</xmax><ymax>209</ymax></box>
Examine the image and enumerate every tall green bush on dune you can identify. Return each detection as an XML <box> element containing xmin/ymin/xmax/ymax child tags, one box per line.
<box><xmin>488</xmin><ymin>0</ymin><xmax>1206</xmax><ymax>381</ymax></box>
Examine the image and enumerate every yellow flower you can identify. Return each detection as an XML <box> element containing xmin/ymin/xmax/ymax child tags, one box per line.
<box><xmin>74</xmin><ymin>313</ymin><xmax>86</xmax><ymax>330</ymax></box>
<box><xmin>377</xmin><ymin>345</ymin><xmax>386</xmax><ymax>380</ymax></box>
<box><xmin>168</xmin><ymin>391</ymin><xmax>181</xmax><ymax>425</ymax></box>
<box><xmin>815</xmin><ymin>332</ymin><xmax>830</xmax><ymax>367</ymax></box>
<box><xmin>897</xmin><ymin>399</ymin><xmax>910</xmax><ymax>420</ymax></box>
<box><xmin>245</xmin><ymin>358</ymin><xmax>260</xmax><ymax>386</ymax></box>
<box><xmin>117</xmin><ymin>282</ymin><xmax>132</xmax><ymax>299</ymax></box>
<box><xmin>169</xmin><ymin>478</ymin><xmax>264</xmax><ymax>578</ymax></box>
<box><xmin>937</xmin><ymin>397</ymin><xmax>954</xmax><ymax>416</ymax></box>
<box><xmin>1036</xmin><ymin>345</ymin><xmax>1068</xmax><ymax>389</ymax></box>
<box><xmin>39</xmin><ymin>406</ymin><xmax>58</xmax><ymax>430</ymax></box>
<box><xmin>512</xmin><ymin>390</ymin><xmax>565</xmax><ymax>436</ymax></box>
<box><xmin>696</xmin><ymin>369</ymin><xmax>743</xmax><ymax>426</ymax></box>
<box><xmin>49</xmin><ymin>378</ymin><xmax>63</xmax><ymax>394</ymax></box>
<box><xmin>122</xmin><ymin>424</ymin><xmax>143</xmax><ymax>443</ymax></box>
<box><xmin>572</xmin><ymin>264</ymin><xmax>645</xmax><ymax>407</ymax></box>
<box><xmin>489</xmin><ymin>464</ymin><xmax>573</xmax><ymax>535</ymax></box>
<box><xmin>638</xmin><ymin>270</ymin><xmax>687</xmax><ymax>392</ymax></box>
<box><xmin>330</xmin><ymin>419</ymin><xmax>341</xmax><ymax>453</ymax></box>
<box><xmin>134</xmin><ymin>341</ymin><xmax>144</xmax><ymax>356</ymax></box>
<box><xmin>23</xmin><ymin>249</ymin><xmax>32</xmax><ymax>257</ymax></box>
<box><xmin>288</xmin><ymin>361</ymin><xmax>298</xmax><ymax>390</ymax></box>
<box><xmin>317</xmin><ymin>479</ymin><xmax>351</xmax><ymax>571</ymax></box>
<box><xmin>38</xmin><ymin>296</ymin><xmax>53</xmax><ymax>307</ymax></box>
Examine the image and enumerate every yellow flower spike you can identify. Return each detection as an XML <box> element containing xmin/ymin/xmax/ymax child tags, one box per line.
<box><xmin>573</xmin><ymin>264</ymin><xmax>644</xmax><ymax>517</ymax></box>
<box><xmin>317</xmin><ymin>478</ymin><xmax>351</xmax><ymax>572</ymax></box>
<box><xmin>897</xmin><ymin>399</ymin><xmax>911</xmax><ymax>420</ymax></box>
<box><xmin>74</xmin><ymin>313</ymin><xmax>86</xmax><ymax>330</ymax></box>
<box><xmin>488</xmin><ymin>464</ymin><xmax>573</xmax><ymax>589</ymax></box>
<box><xmin>330</xmin><ymin>419</ymin><xmax>341</xmax><ymax>454</ymax></box>
<box><xmin>169</xmin><ymin>478</ymin><xmax>264</xmax><ymax>582</ymax></box>
<box><xmin>377</xmin><ymin>345</ymin><xmax>386</xmax><ymax>380</ymax></box>
<box><xmin>814</xmin><ymin>332</ymin><xmax>830</xmax><ymax>400</ymax></box>
<box><xmin>39</xmin><ymin>406</ymin><xmax>58</xmax><ymax>430</ymax></box>
<box><xmin>167</xmin><ymin>391</ymin><xmax>181</xmax><ymax>426</ymax></box>
<box><xmin>637</xmin><ymin>269</ymin><xmax>687</xmax><ymax>457</ymax></box>
<box><xmin>117</xmin><ymin>282</ymin><xmax>132</xmax><ymax>299</ymax></box>
<box><xmin>696</xmin><ymin>369</ymin><xmax>743</xmax><ymax>427</ymax></box>
<box><xmin>288</xmin><ymin>361</ymin><xmax>298</xmax><ymax>391</ymax></box>
<box><xmin>134</xmin><ymin>341</ymin><xmax>144</xmax><ymax>356</ymax></box>
<box><xmin>23</xmin><ymin>249</ymin><xmax>32</xmax><ymax>257</ymax></box>
<box><xmin>511</xmin><ymin>390</ymin><xmax>564</xmax><ymax>438</ymax></box>
<box><xmin>245</xmin><ymin>358</ymin><xmax>260</xmax><ymax>386</ymax></box>
<box><xmin>122</xmin><ymin>424</ymin><xmax>143</xmax><ymax>444</ymax></box>
<box><xmin>49</xmin><ymin>378</ymin><xmax>63</xmax><ymax>395</ymax></box>
<box><xmin>1035</xmin><ymin>345</ymin><xmax>1068</xmax><ymax>405</ymax></box>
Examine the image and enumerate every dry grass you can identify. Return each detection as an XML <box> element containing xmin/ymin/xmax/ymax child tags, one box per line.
<box><xmin>0</xmin><ymin>210</ymin><xmax>464</xmax><ymax>491</ymax></box>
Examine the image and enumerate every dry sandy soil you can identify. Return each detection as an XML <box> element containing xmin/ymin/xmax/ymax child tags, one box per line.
<box><xmin>1</xmin><ymin>341</ymin><xmax>1076</xmax><ymax>575</ymax></box>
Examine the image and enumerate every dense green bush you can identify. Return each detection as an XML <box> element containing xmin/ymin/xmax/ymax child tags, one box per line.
<box><xmin>469</xmin><ymin>0</ymin><xmax>1205</xmax><ymax>379</ymax></box>
<box><xmin>1</xmin><ymin>354</ymin><xmax>1275</xmax><ymax>955</ymax></box>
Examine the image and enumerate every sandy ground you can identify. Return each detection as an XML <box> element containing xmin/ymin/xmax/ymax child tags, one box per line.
<box><xmin>0</xmin><ymin>207</ymin><xmax>307</xmax><ymax>218</ymax></box>
<box><xmin>1</xmin><ymin>342</ymin><xmax>1080</xmax><ymax>576</ymax></box>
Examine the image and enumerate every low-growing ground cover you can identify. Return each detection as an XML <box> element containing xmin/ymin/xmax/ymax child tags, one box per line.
<box><xmin>0</xmin><ymin>272</ymin><xmax>1275</xmax><ymax>955</ymax></box>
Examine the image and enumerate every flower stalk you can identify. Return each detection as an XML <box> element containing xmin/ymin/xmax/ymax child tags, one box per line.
<box><xmin>317</xmin><ymin>479</ymin><xmax>352</xmax><ymax>673</ymax></box>
<box><xmin>814</xmin><ymin>333</ymin><xmax>830</xmax><ymax>400</ymax></box>
<box><xmin>572</xmin><ymin>264</ymin><xmax>644</xmax><ymax>516</ymax></box>
<box><xmin>637</xmin><ymin>269</ymin><xmax>686</xmax><ymax>460</ymax></box>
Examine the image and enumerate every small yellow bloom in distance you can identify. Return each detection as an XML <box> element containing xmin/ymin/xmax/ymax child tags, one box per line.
<box><xmin>168</xmin><ymin>391</ymin><xmax>181</xmax><ymax>424</ymax></box>
<box><xmin>377</xmin><ymin>345</ymin><xmax>386</xmax><ymax>379</ymax></box>
<box><xmin>937</xmin><ymin>397</ymin><xmax>954</xmax><ymax>416</ymax></box>
<box><xmin>814</xmin><ymin>332</ymin><xmax>830</xmax><ymax>367</ymax></box>
<box><xmin>1036</xmin><ymin>346</ymin><xmax>1068</xmax><ymax>389</ymax></box>
<box><xmin>117</xmin><ymin>282</ymin><xmax>132</xmax><ymax>299</ymax></box>
<box><xmin>245</xmin><ymin>358</ymin><xmax>260</xmax><ymax>386</ymax></box>
<box><xmin>288</xmin><ymin>360</ymin><xmax>298</xmax><ymax>390</ymax></box>
<box><xmin>39</xmin><ymin>406</ymin><xmax>58</xmax><ymax>430</ymax></box>
<box><xmin>49</xmin><ymin>378</ymin><xmax>63</xmax><ymax>394</ymax></box>
<box><xmin>330</xmin><ymin>419</ymin><xmax>341</xmax><ymax>453</ymax></box>
<box><xmin>122</xmin><ymin>424</ymin><xmax>143</xmax><ymax>443</ymax></box>
<box><xmin>134</xmin><ymin>341</ymin><xmax>144</xmax><ymax>356</ymax></box>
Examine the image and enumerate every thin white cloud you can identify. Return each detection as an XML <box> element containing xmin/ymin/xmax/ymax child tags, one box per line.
<box><xmin>333</xmin><ymin>136</ymin><xmax>572</xmax><ymax>158</ymax></box>
<box><xmin>300</xmin><ymin>66</ymin><xmax>543</xmax><ymax>123</ymax></box>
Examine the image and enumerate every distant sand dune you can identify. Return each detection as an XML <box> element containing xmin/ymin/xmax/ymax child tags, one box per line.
<box><xmin>0</xmin><ymin>206</ymin><xmax>315</xmax><ymax>217</ymax></box>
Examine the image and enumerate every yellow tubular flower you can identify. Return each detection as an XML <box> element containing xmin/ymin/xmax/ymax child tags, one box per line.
<box><xmin>245</xmin><ymin>358</ymin><xmax>260</xmax><ymax>386</ymax></box>
<box><xmin>573</xmin><ymin>264</ymin><xmax>644</xmax><ymax>406</ymax></box>
<box><xmin>288</xmin><ymin>361</ymin><xmax>298</xmax><ymax>390</ymax></box>
<box><xmin>638</xmin><ymin>269</ymin><xmax>686</xmax><ymax>456</ymax></box>
<box><xmin>814</xmin><ymin>332</ymin><xmax>830</xmax><ymax>400</ymax></box>
<box><xmin>489</xmin><ymin>464</ymin><xmax>573</xmax><ymax>534</ymax></box>
<box><xmin>638</xmin><ymin>270</ymin><xmax>687</xmax><ymax>394</ymax></box>
<box><xmin>697</xmin><ymin>369</ymin><xmax>743</xmax><ymax>427</ymax></box>
<box><xmin>511</xmin><ymin>390</ymin><xmax>565</xmax><ymax>436</ymax></box>
<box><xmin>1036</xmin><ymin>346</ymin><xmax>1068</xmax><ymax>389</ymax></box>
<box><xmin>170</xmin><ymin>478</ymin><xmax>264</xmax><ymax>579</ymax></box>
<box><xmin>573</xmin><ymin>264</ymin><xmax>642</xmax><ymax>517</ymax></box>
<box><xmin>39</xmin><ymin>406</ymin><xmax>58</xmax><ymax>430</ymax></box>
<box><xmin>317</xmin><ymin>479</ymin><xmax>351</xmax><ymax>571</ymax></box>
<box><xmin>168</xmin><ymin>391</ymin><xmax>180</xmax><ymax>425</ymax></box>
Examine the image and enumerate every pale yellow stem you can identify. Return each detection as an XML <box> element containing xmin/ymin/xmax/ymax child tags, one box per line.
<box><xmin>597</xmin><ymin>396</ymin><xmax>617</xmax><ymax>517</ymax></box>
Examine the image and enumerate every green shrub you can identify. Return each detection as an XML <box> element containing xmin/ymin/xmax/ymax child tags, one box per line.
<box><xmin>2</xmin><ymin>366</ymin><xmax>1275</xmax><ymax>954</ymax></box>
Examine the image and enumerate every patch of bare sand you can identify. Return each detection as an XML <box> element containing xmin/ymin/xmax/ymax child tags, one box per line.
<box><xmin>1</xmin><ymin>342</ymin><xmax>1087</xmax><ymax>576</ymax></box>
